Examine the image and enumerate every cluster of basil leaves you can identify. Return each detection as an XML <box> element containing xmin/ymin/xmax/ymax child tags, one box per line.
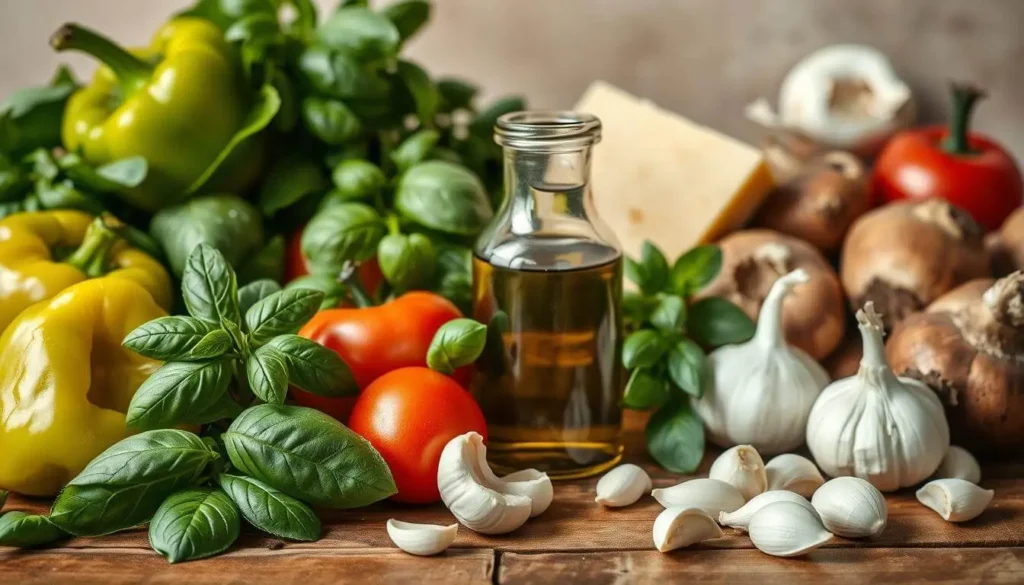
<box><xmin>622</xmin><ymin>241</ymin><xmax>756</xmax><ymax>473</ymax></box>
<box><xmin>0</xmin><ymin>244</ymin><xmax>397</xmax><ymax>563</ymax></box>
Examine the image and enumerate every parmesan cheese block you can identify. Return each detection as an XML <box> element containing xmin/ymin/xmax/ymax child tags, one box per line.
<box><xmin>574</xmin><ymin>81</ymin><xmax>774</xmax><ymax>261</ymax></box>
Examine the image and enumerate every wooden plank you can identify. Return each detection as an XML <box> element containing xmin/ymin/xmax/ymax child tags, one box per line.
<box><xmin>498</xmin><ymin>548</ymin><xmax>1024</xmax><ymax>585</ymax></box>
<box><xmin>0</xmin><ymin>547</ymin><xmax>494</xmax><ymax>585</ymax></box>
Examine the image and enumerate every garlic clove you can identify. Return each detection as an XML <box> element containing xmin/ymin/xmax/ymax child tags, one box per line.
<box><xmin>748</xmin><ymin>501</ymin><xmax>834</xmax><ymax>557</ymax></box>
<box><xmin>916</xmin><ymin>478</ymin><xmax>994</xmax><ymax>522</ymax></box>
<box><xmin>651</xmin><ymin>478</ymin><xmax>745</xmax><ymax>517</ymax></box>
<box><xmin>437</xmin><ymin>432</ymin><xmax>534</xmax><ymax>535</ymax></box>
<box><xmin>386</xmin><ymin>519</ymin><xmax>458</xmax><ymax>556</ymax></box>
<box><xmin>652</xmin><ymin>507</ymin><xmax>724</xmax><ymax>553</ymax></box>
<box><xmin>810</xmin><ymin>477</ymin><xmax>887</xmax><ymax>538</ymax></box>
<box><xmin>765</xmin><ymin>454</ymin><xmax>825</xmax><ymax>497</ymax></box>
<box><xmin>718</xmin><ymin>490</ymin><xmax>816</xmax><ymax>532</ymax></box>
<box><xmin>595</xmin><ymin>464</ymin><xmax>652</xmax><ymax>508</ymax></box>
<box><xmin>709</xmin><ymin>445</ymin><xmax>768</xmax><ymax>501</ymax></box>
<box><xmin>499</xmin><ymin>469</ymin><xmax>554</xmax><ymax>517</ymax></box>
<box><xmin>935</xmin><ymin>446</ymin><xmax>982</xmax><ymax>485</ymax></box>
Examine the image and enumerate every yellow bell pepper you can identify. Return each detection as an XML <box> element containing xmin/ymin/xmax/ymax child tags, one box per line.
<box><xmin>0</xmin><ymin>278</ymin><xmax>166</xmax><ymax>496</ymax></box>
<box><xmin>0</xmin><ymin>210</ymin><xmax>171</xmax><ymax>332</ymax></box>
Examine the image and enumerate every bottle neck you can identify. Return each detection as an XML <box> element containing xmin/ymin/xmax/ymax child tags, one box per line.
<box><xmin>501</xmin><ymin>147</ymin><xmax>595</xmax><ymax>231</ymax></box>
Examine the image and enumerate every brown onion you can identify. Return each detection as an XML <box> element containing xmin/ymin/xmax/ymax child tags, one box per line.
<box><xmin>840</xmin><ymin>199</ymin><xmax>990</xmax><ymax>330</ymax></box>
<box><xmin>699</xmin><ymin>229</ymin><xmax>845</xmax><ymax>360</ymax></box>
<box><xmin>823</xmin><ymin>327</ymin><xmax>861</xmax><ymax>380</ymax></box>
<box><xmin>887</xmin><ymin>271</ymin><xmax>1024</xmax><ymax>455</ymax></box>
<box><xmin>987</xmin><ymin>207</ymin><xmax>1024</xmax><ymax>276</ymax></box>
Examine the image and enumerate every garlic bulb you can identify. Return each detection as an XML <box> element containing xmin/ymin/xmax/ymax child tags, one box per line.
<box><xmin>718</xmin><ymin>490</ymin><xmax>816</xmax><ymax>532</ymax></box>
<box><xmin>652</xmin><ymin>507</ymin><xmax>724</xmax><ymax>553</ymax></box>
<box><xmin>806</xmin><ymin>303</ymin><xmax>950</xmax><ymax>492</ymax></box>
<box><xmin>386</xmin><ymin>520</ymin><xmax>458</xmax><ymax>556</ymax></box>
<box><xmin>595</xmin><ymin>464</ymin><xmax>652</xmax><ymax>508</ymax></box>
<box><xmin>748</xmin><ymin>501</ymin><xmax>834</xmax><ymax>557</ymax></box>
<box><xmin>651</xmin><ymin>478</ymin><xmax>745</xmax><ymax>517</ymax></box>
<box><xmin>708</xmin><ymin>445</ymin><xmax>767</xmax><ymax>501</ymax></box>
<box><xmin>694</xmin><ymin>269</ymin><xmax>830</xmax><ymax>454</ymax></box>
<box><xmin>916</xmin><ymin>478</ymin><xmax>994</xmax><ymax>522</ymax></box>
<box><xmin>935</xmin><ymin>446</ymin><xmax>982</xmax><ymax>484</ymax></box>
<box><xmin>811</xmin><ymin>477</ymin><xmax>887</xmax><ymax>538</ymax></box>
<box><xmin>764</xmin><ymin>454</ymin><xmax>825</xmax><ymax>497</ymax></box>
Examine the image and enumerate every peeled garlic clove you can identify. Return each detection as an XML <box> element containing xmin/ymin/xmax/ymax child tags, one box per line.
<box><xmin>718</xmin><ymin>490</ymin><xmax>816</xmax><ymax>532</ymax></box>
<box><xmin>709</xmin><ymin>445</ymin><xmax>767</xmax><ymax>501</ymax></box>
<box><xmin>652</xmin><ymin>507</ymin><xmax>724</xmax><ymax>553</ymax></box>
<box><xmin>810</xmin><ymin>477</ymin><xmax>887</xmax><ymax>538</ymax></box>
<box><xmin>935</xmin><ymin>446</ymin><xmax>982</xmax><ymax>484</ymax></box>
<box><xmin>499</xmin><ymin>469</ymin><xmax>553</xmax><ymax>517</ymax></box>
<box><xmin>916</xmin><ymin>478</ymin><xmax>994</xmax><ymax>522</ymax></box>
<box><xmin>386</xmin><ymin>519</ymin><xmax>458</xmax><ymax>556</ymax></box>
<box><xmin>765</xmin><ymin>454</ymin><xmax>825</xmax><ymax>497</ymax></box>
<box><xmin>595</xmin><ymin>464</ymin><xmax>652</xmax><ymax>508</ymax></box>
<box><xmin>651</xmin><ymin>478</ymin><xmax>745</xmax><ymax>517</ymax></box>
<box><xmin>748</xmin><ymin>501</ymin><xmax>834</xmax><ymax>557</ymax></box>
<box><xmin>437</xmin><ymin>432</ymin><xmax>533</xmax><ymax>534</ymax></box>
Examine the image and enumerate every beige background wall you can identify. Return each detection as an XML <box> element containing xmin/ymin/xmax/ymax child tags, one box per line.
<box><xmin>1</xmin><ymin>0</ymin><xmax>1021</xmax><ymax>161</ymax></box>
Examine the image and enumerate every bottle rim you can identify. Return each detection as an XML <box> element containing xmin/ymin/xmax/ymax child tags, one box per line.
<box><xmin>494</xmin><ymin>111</ymin><xmax>601</xmax><ymax>151</ymax></box>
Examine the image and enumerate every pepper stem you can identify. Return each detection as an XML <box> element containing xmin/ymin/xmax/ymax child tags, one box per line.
<box><xmin>753</xmin><ymin>269</ymin><xmax>808</xmax><ymax>348</ymax></box>
<box><xmin>941</xmin><ymin>82</ymin><xmax>986</xmax><ymax>156</ymax></box>
<box><xmin>50</xmin><ymin>23</ymin><xmax>152</xmax><ymax>97</ymax></box>
<box><xmin>65</xmin><ymin>213</ymin><xmax>124</xmax><ymax>278</ymax></box>
<box><xmin>338</xmin><ymin>261</ymin><xmax>374</xmax><ymax>308</ymax></box>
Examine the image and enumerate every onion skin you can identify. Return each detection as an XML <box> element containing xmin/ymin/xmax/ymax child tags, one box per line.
<box><xmin>840</xmin><ymin>200</ymin><xmax>990</xmax><ymax>330</ymax></box>
<box><xmin>988</xmin><ymin>208</ymin><xmax>1024</xmax><ymax>276</ymax></box>
<box><xmin>700</xmin><ymin>230</ymin><xmax>845</xmax><ymax>361</ymax></box>
<box><xmin>823</xmin><ymin>328</ymin><xmax>862</xmax><ymax>380</ymax></box>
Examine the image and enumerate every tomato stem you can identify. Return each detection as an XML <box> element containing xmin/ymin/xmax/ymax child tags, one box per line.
<box><xmin>941</xmin><ymin>82</ymin><xmax>986</xmax><ymax>156</ymax></box>
<box><xmin>339</xmin><ymin>261</ymin><xmax>374</xmax><ymax>308</ymax></box>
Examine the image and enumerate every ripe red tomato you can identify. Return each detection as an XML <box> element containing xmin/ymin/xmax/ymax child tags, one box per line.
<box><xmin>348</xmin><ymin>367</ymin><xmax>487</xmax><ymax>504</ymax></box>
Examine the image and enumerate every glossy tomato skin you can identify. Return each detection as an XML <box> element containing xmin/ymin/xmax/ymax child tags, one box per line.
<box><xmin>873</xmin><ymin>126</ymin><xmax>1023</xmax><ymax>231</ymax></box>
<box><xmin>348</xmin><ymin>367</ymin><xmax>487</xmax><ymax>504</ymax></box>
<box><xmin>284</xmin><ymin>226</ymin><xmax>384</xmax><ymax>293</ymax></box>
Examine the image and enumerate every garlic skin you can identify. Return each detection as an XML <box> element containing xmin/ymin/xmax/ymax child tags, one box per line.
<box><xmin>651</xmin><ymin>478</ymin><xmax>745</xmax><ymax>517</ymax></box>
<box><xmin>811</xmin><ymin>477</ymin><xmax>887</xmax><ymax>538</ymax></box>
<box><xmin>386</xmin><ymin>520</ymin><xmax>458</xmax><ymax>556</ymax></box>
<box><xmin>935</xmin><ymin>446</ymin><xmax>982</xmax><ymax>484</ymax></box>
<box><xmin>694</xmin><ymin>269</ymin><xmax>830</xmax><ymax>455</ymax></box>
<box><xmin>652</xmin><ymin>507</ymin><xmax>724</xmax><ymax>553</ymax></box>
<box><xmin>437</xmin><ymin>432</ymin><xmax>534</xmax><ymax>534</ymax></box>
<box><xmin>748</xmin><ymin>501</ymin><xmax>834</xmax><ymax>557</ymax></box>
<box><xmin>708</xmin><ymin>445</ymin><xmax>767</xmax><ymax>501</ymax></box>
<box><xmin>718</xmin><ymin>490</ymin><xmax>816</xmax><ymax>532</ymax></box>
<box><xmin>764</xmin><ymin>454</ymin><xmax>825</xmax><ymax>497</ymax></box>
<box><xmin>807</xmin><ymin>303</ymin><xmax>950</xmax><ymax>492</ymax></box>
<box><xmin>595</xmin><ymin>464</ymin><xmax>652</xmax><ymax>508</ymax></box>
<box><xmin>916</xmin><ymin>478</ymin><xmax>994</xmax><ymax>522</ymax></box>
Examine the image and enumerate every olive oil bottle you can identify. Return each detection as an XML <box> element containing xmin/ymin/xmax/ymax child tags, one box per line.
<box><xmin>472</xmin><ymin>112</ymin><xmax>624</xmax><ymax>479</ymax></box>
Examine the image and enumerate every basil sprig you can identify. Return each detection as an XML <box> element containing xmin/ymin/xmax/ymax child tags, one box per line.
<box><xmin>622</xmin><ymin>241</ymin><xmax>755</xmax><ymax>473</ymax></box>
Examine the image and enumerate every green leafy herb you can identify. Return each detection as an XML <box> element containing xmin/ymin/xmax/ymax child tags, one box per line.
<box><xmin>245</xmin><ymin>288</ymin><xmax>324</xmax><ymax>345</ymax></box>
<box><xmin>377</xmin><ymin>232</ymin><xmax>436</xmax><ymax>290</ymax></box>
<box><xmin>650</xmin><ymin>294</ymin><xmax>686</xmax><ymax>333</ymax></box>
<box><xmin>123</xmin><ymin>316</ymin><xmax>218</xmax><ymax>361</ymax></box>
<box><xmin>396</xmin><ymin>60</ymin><xmax>438</xmax><ymax>125</ymax></box>
<box><xmin>317</xmin><ymin>7</ymin><xmax>401</xmax><ymax>62</ymax></box>
<box><xmin>625</xmin><ymin>241</ymin><xmax>669</xmax><ymax>296</ymax></box>
<box><xmin>394</xmin><ymin>160</ymin><xmax>492</xmax><ymax>235</ymax></box>
<box><xmin>391</xmin><ymin>129</ymin><xmax>440</xmax><ymax>172</ymax></box>
<box><xmin>238</xmin><ymin>279</ymin><xmax>283</xmax><ymax>315</ymax></box>
<box><xmin>301</xmin><ymin>97</ymin><xmax>361</xmax><ymax>145</ymax></box>
<box><xmin>246</xmin><ymin>345</ymin><xmax>290</xmax><ymax>404</ymax></box>
<box><xmin>258</xmin><ymin>155</ymin><xmax>328</xmax><ymax>216</ymax></box>
<box><xmin>148</xmin><ymin>488</ymin><xmax>240</xmax><ymax>564</ymax></box>
<box><xmin>622</xmin><ymin>329</ymin><xmax>667</xmax><ymax>370</ymax></box>
<box><xmin>218</xmin><ymin>474</ymin><xmax>320</xmax><ymax>541</ymax></box>
<box><xmin>263</xmin><ymin>334</ymin><xmax>357</xmax><ymax>397</ymax></box>
<box><xmin>437</xmin><ymin>78</ymin><xmax>478</xmax><ymax>112</ymax></box>
<box><xmin>286</xmin><ymin>274</ymin><xmax>347</xmax><ymax>309</ymax></box>
<box><xmin>688</xmin><ymin>297</ymin><xmax>755</xmax><ymax>347</ymax></box>
<box><xmin>0</xmin><ymin>512</ymin><xmax>66</xmax><ymax>548</ymax></box>
<box><xmin>426</xmin><ymin>318</ymin><xmax>486</xmax><ymax>375</ymax></box>
<box><xmin>645</xmin><ymin>397</ymin><xmax>705</xmax><ymax>473</ymax></box>
<box><xmin>126</xmin><ymin>359</ymin><xmax>234</xmax><ymax>430</ymax></box>
<box><xmin>669</xmin><ymin>244</ymin><xmax>722</xmax><ymax>296</ymax></box>
<box><xmin>301</xmin><ymin>203</ymin><xmax>386</xmax><ymax>269</ymax></box>
<box><xmin>382</xmin><ymin>0</ymin><xmax>431</xmax><ymax>42</ymax></box>
<box><xmin>331</xmin><ymin>159</ymin><xmax>386</xmax><ymax>201</ymax></box>
<box><xmin>666</xmin><ymin>339</ymin><xmax>707</xmax><ymax>398</ymax></box>
<box><xmin>151</xmin><ymin>194</ymin><xmax>265</xmax><ymax>277</ymax></box>
<box><xmin>623</xmin><ymin>368</ymin><xmax>668</xmax><ymax>410</ymax></box>
<box><xmin>182</xmin><ymin>244</ymin><xmax>242</xmax><ymax>328</ymax></box>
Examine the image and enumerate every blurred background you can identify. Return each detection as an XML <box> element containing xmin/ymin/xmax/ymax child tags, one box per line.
<box><xmin>1</xmin><ymin>0</ymin><xmax>1021</xmax><ymax>162</ymax></box>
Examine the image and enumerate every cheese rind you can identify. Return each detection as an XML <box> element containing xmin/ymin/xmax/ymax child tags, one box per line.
<box><xmin>574</xmin><ymin>81</ymin><xmax>774</xmax><ymax>261</ymax></box>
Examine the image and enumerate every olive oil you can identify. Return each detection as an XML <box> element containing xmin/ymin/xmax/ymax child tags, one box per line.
<box><xmin>471</xmin><ymin>239</ymin><xmax>624</xmax><ymax>479</ymax></box>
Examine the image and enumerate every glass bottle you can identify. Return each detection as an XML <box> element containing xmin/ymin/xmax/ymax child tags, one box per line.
<box><xmin>471</xmin><ymin>111</ymin><xmax>624</xmax><ymax>479</ymax></box>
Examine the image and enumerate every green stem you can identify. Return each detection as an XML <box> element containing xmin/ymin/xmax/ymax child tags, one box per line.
<box><xmin>338</xmin><ymin>261</ymin><xmax>374</xmax><ymax>308</ymax></box>
<box><xmin>65</xmin><ymin>214</ymin><xmax>123</xmax><ymax>278</ymax></box>
<box><xmin>941</xmin><ymin>82</ymin><xmax>986</xmax><ymax>156</ymax></box>
<box><xmin>50</xmin><ymin>23</ymin><xmax>153</xmax><ymax>97</ymax></box>
<box><xmin>385</xmin><ymin>213</ymin><xmax>402</xmax><ymax>236</ymax></box>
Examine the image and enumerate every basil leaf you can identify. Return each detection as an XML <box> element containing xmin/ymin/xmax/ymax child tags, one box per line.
<box><xmin>126</xmin><ymin>360</ymin><xmax>233</xmax><ymax>430</ymax></box>
<box><xmin>50</xmin><ymin>430</ymin><xmax>215</xmax><ymax>536</ymax></box>
<box><xmin>218</xmin><ymin>474</ymin><xmax>320</xmax><ymax>542</ymax></box>
<box><xmin>391</xmin><ymin>129</ymin><xmax>440</xmax><ymax>172</ymax></box>
<box><xmin>238</xmin><ymin>279</ymin><xmax>282</xmax><ymax>315</ymax></box>
<box><xmin>622</xmin><ymin>329</ymin><xmax>667</xmax><ymax>369</ymax></box>
<box><xmin>670</xmin><ymin>245</ymin><xmax>722</xmax><ymax>295</ymax></box>
<box><xmin>688</xmin><ymin>297</ymin><xmax>755</xmax><ymax>348</ymax></box>
<box><xmin>238</xmin><ymin>235</ymin><xmax>285</xmax><ymax>285</ymax></box>
<box><xmin>35</xmin><ymin>178</ymin><xmax>105</xmax><ymax>214</ymax></box>
<box><xmin>317</xmin><ymin>7</ymin><xmax>401</xmax><ymax>62</ymax></box>
<box><xmin>394</xmin><ymin>161</ymin><xmax>492</xmax><ymax>235</ymax></box>
<box><xmin>286</xmin><ymin>274</ymin><xmax>346</xmax><ymax>309</ymax></box>
<box><xmin>59</xmin><ymin>154</ymin><xmax>148</xmax><ymax>193</ymax></box>
<box><xmin>667</xmin><ymin>339</ymin><xmax>707</xmax><ymax>398</ymax></box>
<box><xmin>0</xmin><ymin>79</ymin><xmax>75</xmax><ymax>154</ymax></box>
<box><xmin>297</xmin><ymin>47</ymin><xmax>390</xmax><ymax>101</ymax></box>
<box><xmin>182</xmin><ymin>244</ymin><xmax>241</xmax><ymax>327</ymax></box>
<box><xmin>623</xmin><ymin>292</ymin><xmax>658</xmax><ymax>326</ymax></box>
<box><xmin>0</xmin><ymin>512</ymin><xmax>66</xmax><ymax>548</ymax></box>
<box><xmin>626</xmin><ymin>241</ymin><xmax>669</xmax><ymax>295</ymax></box>
<box><xmin>224</xmin><ymin>404</ymin><xmax>396</xmax><ymax>507</ymax></box>
<box><xmin>396</xmin><ymin>60</ymin><xmax>438</xmax><ymax>125</ymax></box>
<box><xmin>331</xmin><ymin>159</ymin><xmax>386</xmax><ymax>201</ymax></box>
<box><xmin>258</xmin><ymin>155</ymin><xmax>328</xmax><ymax>216</ymax></box>
<box><xmin>302</xmin><ymin>203</ymin><xmax>386</xmax><ymax>268</ymax></box>
<box><xmin>646</xmin><ymin>397</ymin><xmax>704</xmax><ymax>473</ymax></box>
<box><xmin>246</xmin><ymin>288</ymin><xmax>324</xmax><ymax>345</ymax></box>
<box><xmin>301</xmin><ymin>97</ymin><xmax>361</xmax><ymax>145</ymax></box>
<box><xmin>123</xmin><ymin>316</ymin><xmax>216</xmax><ymax>361</ymax></box>
<box><xmin>247</xmin><ymin>346</ymin><xmax>289</xmax><ymax>404</ymax></box>
<box><xmin>187</xmin><ymin>84</ymin><xmax>280</xmax><ymax>195</ymax></box>
<box><xmin>193</xmin><ymin>392</ymin><xmax>244</xmax><ymax>424</ymax></box>
<box><xmin>149</xmin><ymin>488</ymin><xmax>240</xmax><ymax>564</ymax></box>
<box><xmin>264</xmin><ymin>334</ymin><xmax>357</xmax><ymax>397</ymax></box>
<box><xmin>437</xmin><ymin>78</ymin><xmax>478</xmax><ymax>112</ymax></box>
<box><xmin>623</xmin><ymin>368</ymin><xmax>669</xmax><ymax>410</ymax></box>
<box><xmin>189</xmin><ymin>329</ymin><xmax>234</xmax><ymax>360</ymax></box>
<box><xmin>650</xmin><ymin>294</ymin><xmax>686</xmax><ymax>332</ymax></box>
<box><xmin>377</xmin><ymin>232</ymin><xmax>436</xmax><ymax>291</ymax></box>
<box><xmin>469</xmin><ymin>96</ymin><xmax>526</xmax><ymax>137</ymax></box>
<box><xmin>151</xmin><ymin>194</ymin><xmax>265</xmax><ymax>277</ymax></box>
<box><xmin>427</xmin><ymin>318</ymin><xmax>486</xmax><ymax>375</ymax></box>
<box><xmin>382</xmin><ymin>0</ymin><xmax>431</xmax><ymax>42</ymax></box>
<box><xmin>224</xmin><ymin>13</ymin><xmax>279</xmax><ymax>44</ymax></box>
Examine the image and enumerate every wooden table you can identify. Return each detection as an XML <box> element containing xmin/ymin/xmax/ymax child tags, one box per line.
<box><xmin>2</xmin><ymin>411</ymin><xmax>1022</xmax><ymax>584</ymax></box>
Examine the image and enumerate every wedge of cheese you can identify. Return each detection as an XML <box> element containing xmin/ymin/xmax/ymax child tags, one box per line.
<box><xmin>574</xmin><ymin>81</ymin><xmax>774</xmax><ymax>261</ymax></box>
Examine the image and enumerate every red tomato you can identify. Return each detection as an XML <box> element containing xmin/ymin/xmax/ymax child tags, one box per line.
<box><xmin>348</xmin><ymin>367</ymin><xmax>487</xmax><ymax>503</ymax></box>
<box><xmin>284</xmin><ymin>226</ymin><xmax>384</xmax><ymax>294</ymax></box>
